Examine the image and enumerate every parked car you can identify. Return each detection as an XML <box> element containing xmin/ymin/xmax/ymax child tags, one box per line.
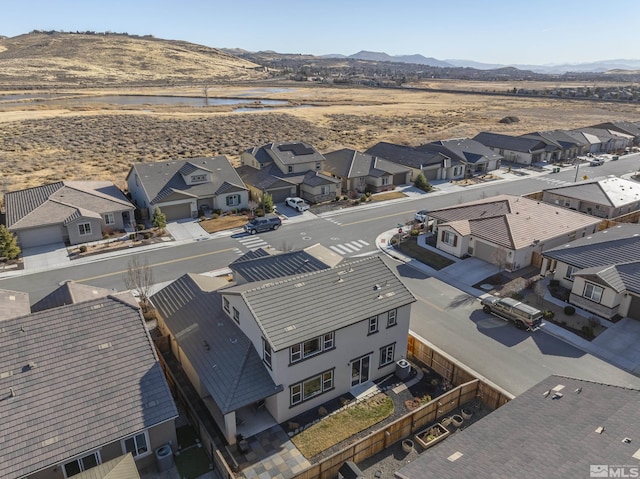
<box><xmin>285</xmin><ymin>197</ymin><xmax>310</xmax><ymax>212</ymax></box>
<box><xmin>480</xmin><ymin>295</ymin><xmax>543</xmax><ymax>330</ymax></box>
<box><xmin>243</xmin><ymin>215</ymin><xmax>282</xmax><ymax>235</ymax></box>
<box><xmin>415</xmin><ymin>210</ymin><xmax>428</xmax><ymax>222</ymax></box>
<box><xmin>590</xmin><ymin>157</ymin><xmax>604</xmax><ymax>166</ymax></box>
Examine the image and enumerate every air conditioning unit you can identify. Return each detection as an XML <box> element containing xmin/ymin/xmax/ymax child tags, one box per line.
<box><xmin>395</xmin><ymin>359</ymin><xmax>411</xmax><ymax>380</ymax></box>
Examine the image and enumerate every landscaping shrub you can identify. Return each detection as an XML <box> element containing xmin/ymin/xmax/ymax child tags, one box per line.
<box><xmin>390</xmin><ymin>237</ymin><xmax>398</xmax><ymax>245</ymax></box>
<box><xmin>543</xmin><ymin>310</ymin><xmax>555</xmax><ymax>319</ymax></box>
<box><xmin>143</xmin><ymin>232</ymin><xmax>151</xmax><ymax>239</ymax></box>
<box><xmin>255</xmin><ymin>208</ymin><xmax>265</xmax><ymax>217</ymax></box>
<box><xmin>359</xmin><ymin>195</ymin><xmax>367</xmax><ymax>203</ymax></box>
<box><xmin>581</xmin><ymin>325</ymin><xmax>594</xmax><ymax>340</ymax></box>
<box><xmin>211</xmin><ymin>213</ymin><xmax>219</xmax><ymax>220</ymax></box>
<box><xmin>511</xmin><ymin>291</ymin><xmax>524</xmax><ymax>300</ymax></box>
<box><xmin>365</xmin><ymin>191</ymin><xmax>371</xmax><ymax>198</ymax></box>
<box><xmin>564</xmin><ymin>305</ymin><xmax>576</xmax><ymax>316</ymax></box>
<box><xmin>79</xmin><ymin>245</ymin><xmax>88</xmax><ymax>253</ymax></box>
<box><xmin>410</xmin><ymin>229</ymin><xmax>419</xmax><ymax>236</ymax></box>
<box><xmin>137</xmin><ymin>224</ymin><xmax>145</xmax><ymax>231</ymax></box>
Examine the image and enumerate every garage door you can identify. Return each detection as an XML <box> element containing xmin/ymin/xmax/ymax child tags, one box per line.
<box><xmin>269</xmin><ymin>189</ymin><xmax>291</xmax><ymax>203</ymax></box>
<box><xmin>160</xmin><ymin>203</ymin><xmax>192</xmax><ymax>221</ymax></box>
<box><xmin>393</xmin><ymin>173</ymin><xmax>407</xmax><ymax>186</ymax></box>
<box><xmin>474</xmin><ymin>241</ymin><xmax>499</xmax><ymax>264</ymax></box>
<box><xmin>18</xmin><ymin>225</ymin><xmax>64</xmax><ymax>248</ymax></box>
<box><xmin>422</xmin><ymin>168</ymin><xmax>438</xmax><ymax>181</ymax></box>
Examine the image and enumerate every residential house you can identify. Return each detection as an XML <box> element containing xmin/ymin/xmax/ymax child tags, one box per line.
<box><xmin>151</xmin><ymin>255</ymin><xmax>415</xmax><ymax>445</ymax></box>
<box><xmin>365</xmin><ymin>142</ymin><xmax>464</xmax><ymax>181</ymax></box>
<box><xmin>592</xmin><ymin>120</ymin><xmax>640</xmax><ymax>145</ymax></box>
<box><xmin>541</xmin><ymin>224</ymin><xmax>640</xmax><ymax>320</ymax></box>
<box><xmin>0</xmin><ymin>283</ymin><xmax>178</xmax><ymax>479</ymax></box>
<box><xmin>542</xmin><ymin>177</ymin><xmax>640</xmax><ymax>219</ymax></box>
<box><xmin>237</xmin><ymin>142</ymin><xmax>340</xmax><ymax>203</ymax></box>
<box><xmin>396</xmin><ymin>375</ymin><xmax>640</xmax><ymax>479</ymax></box>
<box><xmin>420</xmin><ymin>138</ymin><xmax>503</xmax><ymax>176</ymax></box>
<box><xmin>126</xmin><ymin>156</ymin><xmax>249</xmax><ymax>221</ymax></box>
<box><xmin>573</xmin><ymin>127</ymin><xmax>629</xmax><ymax>153</ymax></box>
<box><xmin>520</xmin><ymin>130</ymin><xmax>587</xmax><ymax>161</ymax></box>
<box><xmin>563</xmin><ymin>129</ymin><xmax>604</xmax><ymax>155</ymax></box>
<box><xmin>323</xmin><ymin>148</ymin><xmax>411</xmax><ymax>195</ymax></box>
<box><xmin>473</xmin><ymin>132</ymin><xmax>549</xmax><ymax>165</ymax></box>
<box><xmin>423</xmin><ymin>194</ymin><xmax>602</xmax><ymax>271</ymax></box>
<box><xmin>4</xmin><ymin>181</ymin><xmax>135</xmax><ymax>248</ymax></box>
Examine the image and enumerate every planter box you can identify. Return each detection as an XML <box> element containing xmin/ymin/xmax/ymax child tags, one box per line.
<box><xmin>414</xmin><ymin>423</ymin><xmax>450</xmax><ymax>449</ymax></box>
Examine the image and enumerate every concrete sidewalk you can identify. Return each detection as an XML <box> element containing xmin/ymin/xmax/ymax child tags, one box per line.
<box><xmin>377</xmin><ymin>228</ymin><xmax>640</xmax><ymax>376</ymax></box>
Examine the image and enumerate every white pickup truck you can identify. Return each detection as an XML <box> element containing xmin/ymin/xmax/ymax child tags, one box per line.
<box><xmin>285</xmin><ymin>197</ymin><xmax>310</xmax><ymax>212</ymax></box>
<box><xmin>480</xmin><ymin>295</ymin><xmax>542</xmax><ymax>331</ymax></box>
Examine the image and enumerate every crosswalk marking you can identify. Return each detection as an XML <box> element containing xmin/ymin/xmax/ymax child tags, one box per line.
<box><xmin>325</xmin><ymin>217</ymin><xmax>342</xmax><ymax>226</ymax></box>
<box><xmin>236</xmin><ymin>235</ymin><xmax>271</xmax><ymax>251</ymax></box>
<box><xmin>329</xmin><ymin>239</ymin><xmax>372</xmax><ymax>256</ymax></box>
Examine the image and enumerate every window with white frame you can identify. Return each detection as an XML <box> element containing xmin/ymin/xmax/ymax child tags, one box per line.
<box><xmin>441</xmin><ymin>230</ymin><xmax>457</xmax><ymax>246</ymax></box>
<box><xmin>78</xmin><ymin>223</ymin><xmax>92</xmax><ymax>236</ymax></box>
<box><xmin>368</xmin><ymin>316</ymin><xmax>379</xmax><ymax>334</ymax></box>
<box><xmin>223</xmin><ymin>297</ymin><xmax>230</xmax><ymax>313</ymax></box>
<box><xmin>233</xmin><ymin>307</ymin><xmax>239</xmax><ymax>323</ymax></box>
<box><xmin>263</xmin><ymin>338</ymin><xmax>272</xmax><ymax>368</ymax></box>
<box><xmin>583</xmin><ymin>283</ymin><xmax>603</xmax><ymax>302</ymax></box>
<box><xmin>381</xmin><ymin>176</ymin><xmax>389</xmax><ymax>185</ymax></box>
<box><xmin>63</xmin><ymin>451</ymin><xmax>101</xmax><ymax>477</ymax></box>
<box><xmin>226</xmin><ymin>194</ymin><xmax>240</xmax><ymax>206</ymax></box>
<box><xmin>122</xmin><ymin>431</ymin><xmax>150</xmax><ymax>459</ymax></box>
<box><xmin>290</xmin><ymin>332</ymin><xmax>335</xmax><ymax>363</ymax></box>
<box><xmin>379</xmin><ymin>343</ymin><xmax>395</xmax><ymax>367</ymax></box>
<box><xmin>290</xmin><ymin>370</ymin><xmax>334</xmax><ymax>406</ymax></box>
<box><xmin>387</xmin><ymin>309</ymin><xmax>397</xmax><ymax>327</ymax></box>
<box><xmin>320</xmin><ymin>185</ymin><xmax>329</xmax><ymax>195</ymax></box>
<box><xmin>565</xmin><ymin>265</ymin><xmax>578</xmax><ymax>280</ymax></box>
<box><xmin>104</xmin><ymin>213</ymin><xmax>115</xmax><ymax>225</ymax></box>
<box><xmin>453</xmin><ymin>166</ymin><xmax>463</xmax><ymax>176</ymax></box>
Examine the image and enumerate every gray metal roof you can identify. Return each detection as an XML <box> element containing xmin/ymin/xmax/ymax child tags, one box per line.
<box><xmin>0</xmin><ymin>289</ymin><xmax>30</xmax><ymax>321</ymax></box>
<box><xmin>396</xmin><ymin>375</ymin><xmax>640</xmax><ymax>479</ymax></box>
<box><xmin>150</xmin><ymin>274</ymin><xmax>282</xmax><ymax>414</ymax></box>
<box><xmin>366</xmin><ymin>142</ymin><xmax>454</xmax><ymax>169</ymax></box>
<box><xmin>425</xmin><ymin>138</ymin><xmax>504</xmax><ymax>164</ymax></box>
<box><xmin>230</xmin><ymin>249</ymin><xmax>331</xmax><ymax>282</ymax></box>
<box><xmin>127</xmin><ymin>157</ymin><xmax>247</xmax><ymax>205</ymax></box>
<box><xmin>5</xmin><ymin>181</ymin><xmax>133</xmax><ymax>229</ymax></box>
<box><xmin>543</xmin><ymin>177</ymin><xmax>640</xmax><ymax>208</ymax></box>
<box><xmin>236</xmin><ymin>164</ymin><xmax>300</xmax><ymax>191</ymax></box>
<box><xmin>223</xmin><ymin>255</ymin><xmax>416</xmax><ymax>351</ymax></box>
<box><xmin>473</xmin><ymin>132</ymin><xmax>548</xmax><ymax>153</ymax></box>
<box><xmin>31</xmin><ymin>281</ymin><xmax>120</xmax><ymax>313</ymax></box>
<box><xmin>0</xmin><ymin>295</ymin><xmax>177</xmax><ymax>479</ymax></box>
<box><xmin>543</xmin><ymin>224</ymin><xmax>640</xmax><ymax>270</ymax></box>
<box><xmin>323</xmin><ymin>148</ymin><xmax>411</xmax><ymax>178</ymax></box>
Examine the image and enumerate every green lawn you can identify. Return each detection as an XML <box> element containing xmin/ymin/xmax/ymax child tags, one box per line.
<box><xmin>397</xmin><ymin>236</ymin><xmax>455</xmax><ymax>270</ymax></box>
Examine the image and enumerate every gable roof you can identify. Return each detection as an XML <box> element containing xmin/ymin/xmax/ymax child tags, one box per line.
<box><xmin>229</xmin><ymin>248</ymin><xmax>333</xmax><ymax>283</ymax></box>
<box><xmin>424</xmin><ymin>138</ymin><xmax>503</xmax><ymax>164</ymax></box>
<box><xmin>543</xmin><ymin>177</ymin><xmax>640</xmax><ymax>208</ymax></box>
<box><xmin>592</xmin><ymin>120</ymin><xmax>640</xmax><ymax>138</ymax></box>
<box><xmin>5</xmin><ymin>181</ymin><xmax>133</xmax><ymax>229</ymax></box>
<box><xmin>0</xmin><ymin>294</ymin><xmax>177</xmax><ymax>479</ymax></box>
<box><xmin>473</xmin><ymin>132</ymin><xmax>548</xmax><ymax>154</ymax></box>
<box><xmin>127</xmin><ymin>157</ymin><xmax>247</xmax><ymax>205</ymax></box>
<box><xmin>563</xmin><ymin>129</ymin><xmax>604</xmax><ymax>146</ymax></box>
<box><xmin>150</xmin><ymin>274</ymin><xmax>282</xmax><ymax>414</ymax></box>
<box><xmin>428</xmin><ymin>195</ymin><xmax>601</xmax><ymax>249</ymax></box>
<box><xmin>521</xmin><ymin>130</ymin><xmax>585</xmax><ymax>149</ymax></box>
<box><xmin>323</xmin><ymin>148</ymin><xmax>411</xmax><ymax>178</ymax></box>
<box><xmin>573</xmin><ymin>261</ymin><xmax>640</xmax><ymax>294</ymax></box>
<box><xmin>75</xmin><ymin>453</ymin><xmax>140</xmax><ymax>479</ymax></box>
<box><xmin>245</xmin><ymin>142</ymin><xmax>326</xmax><ymax>167</ymax></box>
<box><xmin>223</xmin><ymin>255</ymin><xmax>416</xmax><ymax>351</ymax></box>
<box><xmin>543</xmin><ymin>224</ymin><xmax>640</xmax><ymax>270</ymax></box>
<box><xmin>31</xmin><ymin>281</ymin><xmax>119</xmax><ymax>312</ymax></box>
<box><xmin>365</xmin><ymin>142</ymin><xmax>453</xmax><ymax>169</ymax></box>
<box><xmin>396</xmin><ymin>376</ymin><xmax>640</xmax><ymax>479</ymax></box>
<box><xmin>236</xmin><ymin>164</ymin><xmax>301</xmax><ymax>190</ymax></box>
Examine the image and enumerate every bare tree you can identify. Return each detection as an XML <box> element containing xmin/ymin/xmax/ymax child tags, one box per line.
<box><xmin>492</xmin><ymin>248</ymin><xmax>509</xmax><ymax>273</ymax></box>
<box><xmin>248</xmin><ymin>200</ymin><xmax>258</xmax><ymax>217</ymax></box>
<box><xmin>124</xmin><ymin>255</ymin><xmax>154</xmax><ymax>311</ymax></box>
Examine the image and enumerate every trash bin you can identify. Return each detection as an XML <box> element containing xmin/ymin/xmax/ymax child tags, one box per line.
<box><xmin>155</xmin><ymin>444</ymin><xmax>174</xmax><ymax>472</ymax></box>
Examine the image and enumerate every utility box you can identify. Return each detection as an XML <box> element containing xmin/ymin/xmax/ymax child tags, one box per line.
<box><xmin>395</xmin><ymin>359</ymin><xmax>411</xmax><ymax>380</ymax></box>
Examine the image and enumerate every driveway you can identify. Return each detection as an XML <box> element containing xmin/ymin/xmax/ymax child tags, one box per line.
<box><xmin>591</xmin><ymin>319</ymin><xmax>640</xmax><ymax>375</ymax></box>
<box><xmin>165</xmin><ymin>219</ymin><xmax>209</xmax><ymax>241</ymax></box>
<box><xmin>437</xmin><ymin>257</ymin><xmax>500</xmax><ymax>287</ymax></box>
<box><xmin>23</xmin><ymin>243</ymin><xmax>70</xmax><ymax>271</ymax></box>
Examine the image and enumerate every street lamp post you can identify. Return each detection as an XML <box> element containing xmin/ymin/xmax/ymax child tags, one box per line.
<box><xmin>574</xmin><ymin>162</ymin><xmax>581</xmax><ymax>182</ymax></box>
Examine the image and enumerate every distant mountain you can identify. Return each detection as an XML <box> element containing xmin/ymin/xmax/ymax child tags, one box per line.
<box><xmin>444</xmin><ymin>59</ymin><xmax>505</xmax><ymax>70</ymax></box>
<box><xmin>446</xmin><ymin>58</ymin><xmax>640</xmax><ymax>74</ymax></box>
<box><xmin>346</xmin><ymin>51</ymin><xmax>453</xmax><ymax>68</ymax></box>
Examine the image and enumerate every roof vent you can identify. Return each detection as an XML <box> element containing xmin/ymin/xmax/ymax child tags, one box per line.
<box><xmin>575</xmin><ymin>387</ymin><xmax>582</xmax><ymax>394</ymax></box>
<box><xmin>203</xmin><ymin>340</ymin><xmax>210</xmax><ymax>351</ymax></box>
<box><xmin>447</xmin><ymin>451</ymin><xmax>463</xmax><ymax>462</ymax></box>
<box><xmin>374</xmin><ymin>284</ymin><xmax>381</xmax><ymax>290</ymax></box>
<box><xmin>595</xmin><ymin>426</ymin><xmax>605</xmax><ymax>434</ymax></box>
<box><xmin>9</xmin><ymin>295</ymin><xmax>15</xmax><ymax>301</ymax></box>
<box><xmin>229</xmin><ymin>337</ymin><xmax>237</xmax><ymax>344</ymax></box>
<box><xmin>9</xmin><ymin>387</ymin><xmax>15</xmax><ymax>397</ymax></box>
<box><xmin>294</xmin><ymin>282</ymin><xmax>305</xmax><ymax>288</ymax></box>
<box><xmin>552</xmin><ymin>392</ymin><xmax>563</xmax><ymax>400</ymax></box>
<box><xmin>632</xmin><ymin>448</ymin><xmax>640</xmax><ymax>460</ymax></box>
<box><xmin>622</xmin><ymin>437</ymin><xmax>631</xmax><ymax>444</ymax></box>
<box><xmin>284</xmin><ymin>325</ymin><xmax>296</xmax><ymax>332</ymax></box>
<box><xmin>27</xmin><ymin>362</ymin><xmax>37</xmax><ymax>370</ymax></box>
<box><xmin>98</xmin><ymin>342</ymin><xmax>112</xmax><ymax>350</ymax></box>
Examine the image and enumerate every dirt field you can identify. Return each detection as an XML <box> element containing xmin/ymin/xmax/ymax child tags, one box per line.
<box><xmin>2</xmin><ymin>82</ymin><xmax>640</xmax><ymax>193</ymax></box>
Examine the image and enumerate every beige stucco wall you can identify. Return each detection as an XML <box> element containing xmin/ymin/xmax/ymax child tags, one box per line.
<box><xmin>66</xmin><ymin>217</ymin><xmax>103</xmax><ymax>245</ymax></box>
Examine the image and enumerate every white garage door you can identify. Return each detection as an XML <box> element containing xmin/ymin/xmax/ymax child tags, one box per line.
<box><xmin>160</xmin><ymin>203</ymin><xmax>192</xmax><ymax>221</ymax></box>
<box><xmin>18</xmin><ymin>225</ymin><xmax>64</xmax><ymax>248</ymax></box>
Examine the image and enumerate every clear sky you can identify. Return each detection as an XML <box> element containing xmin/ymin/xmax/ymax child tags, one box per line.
<box><xmin>2</xmin><ymin>0</ymin><xmax>638</xmax><ymax>66</ymax></box>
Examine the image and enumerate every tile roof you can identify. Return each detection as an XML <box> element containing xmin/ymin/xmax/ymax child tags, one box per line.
<box><xmin>365</xmin><ymin>142</ymin><xmax>454</xmax><ymax>169</ymax></box>
<box><xmin>31</xmin><ymin>281</ymin><xmax>121</xmax><ymax>313</ymax></box>
<box><xmin>268</xmin><ymin>142</ymin><xmax>326</xmax><ymax>165</ymax></box>
<box><xmin>323</xmin><ymin>148</ymin><xmax>411</xmax><ymax>178</ymax></box>
<box><xmin>150</xmin><ymin>274</ymin><xmax>282</xmax><ymax>414</ymax></box>
<box><xmin>427</xmin><ymin>195</ymin><xmax>601</xmax><ymax>249</ymax></box>
<box><xmin>5</xmin><ymin>181</ymin><xmax>133</xmax><ymax>229</ymax></box>
<box><xmin>0</xmin><ymin>289</ymin><xmax>31</xmax><ymax>321</ymax></box>
<box><xmin>0</xmin><ymin>294</ymin><xmax>177</xmax><ymax>479</ymax></box>
<box><xmin>592</xmin><ymin>120</ymin><xmax>640</xmax><ymax>138</ymax></box>
<box><xmin>230</xmin><ymin>249</ymin><xmax>332</xmax><ymax>283</ymax></box>
<box><xmin>473</xmin><ymin>132</ymin><xmax>548</xmax><ymax>153</ymax></box>
<box><xmin>127</xmin><ymin>157</ymin><xmax>247</xmax><ymax>205</ymax></box>
<box><xmin>396</xmin><ymin>375</ymin><xmax>640</xmax><ymax>479</ymax></box>
<box><xmin>543</xmin><ymin>177</ymin><xmax>640</xmax><ymax>208</ymax></box>
<box><xmin>236</xmin><ymin>164</ymin><xmax>300</xmax><ymax>190</ymax></box>
<box><xmin>543</xmin><ymin>224</ymin><xmax>640</xmax><ymax>270</ymax></box>
<box><xmin>223</xmin><ymin>255</ymin><xmax>416</xmax><ymax>351</ymax></box>
<box><xmin>302</xmin><ymin>170</ymin><xmax>341</xmax><ymax>187</ymax></box>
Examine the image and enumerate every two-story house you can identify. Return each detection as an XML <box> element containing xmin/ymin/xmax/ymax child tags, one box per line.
<box><xmin>126</xmin><ymin>156</ymin><xmax>249</xmax><ymax>221</ymax></box>
<box><xmin>236</xmin><ymin>142</ymin><xmax>340</xmax><ymax>204</ymax></box>
<box><xmin>151</xmin><ymin>255</ymin><xmax>416</xmax><ymax>445</ymax></box>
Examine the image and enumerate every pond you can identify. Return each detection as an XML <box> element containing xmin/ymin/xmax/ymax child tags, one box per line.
<box><xmin>32</xmin><ymin>95</ymin><xmax>289</xmax><ymax>108</ymax></box>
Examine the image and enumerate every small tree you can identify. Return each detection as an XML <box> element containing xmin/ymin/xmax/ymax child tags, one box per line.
<box><xmin>413</xmin><ymin>172</ymin><xmax>431</xmax><ymax>192</ymax></box>
<box><xmin>262</xmin><ymin>193</ymin><xmax>275</xmax><ymax>214</ymax></box>
<box><xmin>124</xmin><ymin>255</ymin><xmax>154</xmax><ymax>311</ymax></box>
<box><xmin>248</xmin><ymin>200</ymin><xmax>258</xmax><ymax>217</ymax></box>
<box><xmin>152</xmin><ymin>208</ymin><xmax>167</xmax><ymax>230</ymax></box>
<box><xmin>0</xmin><ymin>225</ymin><xmax>20</xmax><ymax>260</ymax></box>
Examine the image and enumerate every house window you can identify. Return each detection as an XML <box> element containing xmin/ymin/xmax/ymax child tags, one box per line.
<box><xmin>233</xmin><ymin>307</ymin><xmax>239</xmax><ymax>323</ymax></box>
<box><xmin>263</xmin><ymin>338</ymin><xmax>272</xmax><ymax>368</ymax></box>
<box><xmin>381</xmin><ymin>176</ymin><xmax>389</xmax><ymax>186</ymax></box>
<box><xmin>453</xmin><ymin>166</ymin><xmax>463</xmax><ymax>176</ymax></box>
<box><xmin>320</xmin><ymin>185</ymin><xmax>329</xmax><ymax>195</ymax></box>
<box><xmin>288</xmin><ymin>166</ymin><xmax>293</xmax><ymax>173</ymax></box>
<box><xmin>78</xmin><ymin>223</ymin><xmax>92</xmax><ymax>236</ymax></box>
<box><xmin>565</xmin><ymin>265</ymin><xmax>578</xmax><ymax>280</ymax></box>
<box><xmin>441</xmin><ymin>230</ymin><xmax>457</xmax><ymax>247</ymax></box>
<box><xmin>315</xmin><ymin>162</ymin><xmax>321</xmax><ymax>170</ymax></box>
<box><xmin>223</xmin><ymin>297</ymin><xmax>230</xmax><ymax>313</ymax></box>
<box><xmin>290</xmin><ymin>369</ymin><xmax>334</xmax><ymax>406</ymax></box>
<box><xmin>290</xmin><ymin>332</ymin><xmax>335</xmax><ymax>364</ymax></box>
<box><xmin>63</xmin><ymin>452</ymin><xmax>101</xmax><ymax>477</ymax></box>
<box><xmin>122</xmin><ymin>431</ymin><xmax>150</xmax><ymax>459</ymax></box>
<box><xmin>368</xmin><ymin>316</ymin><xmax>379</xmax><ymax>334</ymax></box>
<box><xmin>226</xmin><ymin>194</ymin><xmax>240</xmax><ymax>206</ymax></box>
<box><xmin>568</xmin><ymin>232</ymin><xmax>576</xmax><ymax>241</ymax></box>
<box><xmin>387</xmin><ymin>309</ymin><xmax>397</xmax><ymax>327</ymax></box>
<box><xmin>191</xmin><ymin>174</ymin><xmax>207</xmax><ymax>183</ymax></box>
<box><xmin>104</xmin><ymin>213</ymin><xmax>115</xmax><ymax>225</ymax></box>
<box><xmin>379</xmin><ymin>343</ymin><xmax>395</xmax><ymax>367</ymax></box>
<box><xmin>583</xmin><ymin>283</ymin><xmax>603</xmax><ymax>302</ymax></box>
